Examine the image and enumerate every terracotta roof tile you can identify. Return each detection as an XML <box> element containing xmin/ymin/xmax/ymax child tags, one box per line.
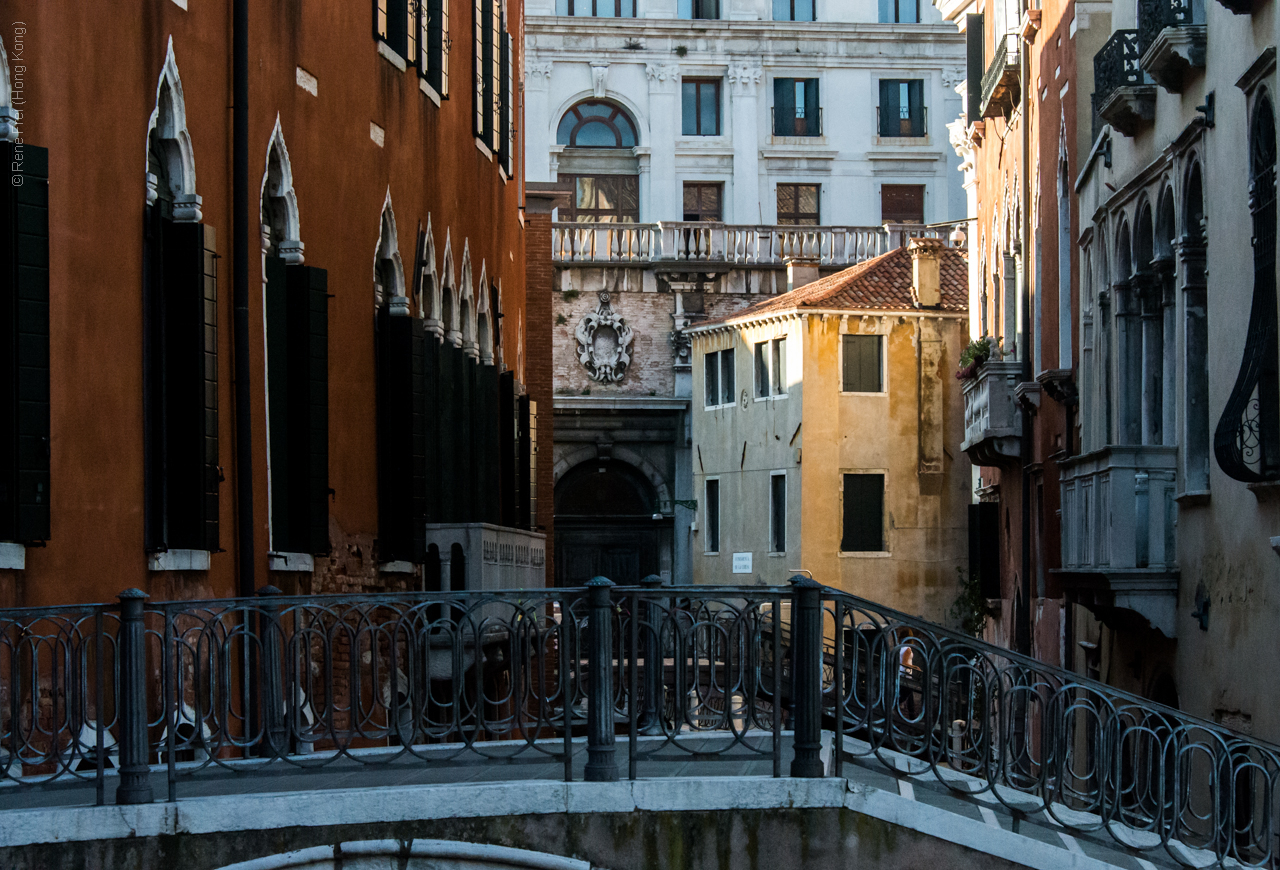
<box><xmin>695</xmin><ymin>244</ymin><xmax>969</xmax><ymax>329</ymax></box>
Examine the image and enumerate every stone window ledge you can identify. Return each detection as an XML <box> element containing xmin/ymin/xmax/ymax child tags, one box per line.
<box><xmin>269</xmin><ymin>552</ymin><xmax>315</xmax><ymax>573</ymax></box>
<box><xmin>149</xmin><ymin>549</ymin><xmax>211</xmax><ymax>572</ymax></box>
<box><xmin>0</xmin><ymin>542</ymin><xmax>24</xmax><ymax>570</ymax></box>
<box><xmin>380</xmin><ymin>561</ymin><xmax>418</xmax><ymax>574</ymax></box>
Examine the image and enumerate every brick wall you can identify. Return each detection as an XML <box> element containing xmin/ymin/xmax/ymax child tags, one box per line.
<box><xmin>525</xmin><ymin>212</ymin><xmax>557</xmax><ymax>586</ymax></box>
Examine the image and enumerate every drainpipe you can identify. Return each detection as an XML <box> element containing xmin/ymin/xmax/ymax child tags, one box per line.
<box><xmin>1017</xmin><ymin>0</ymin><xmax>1033</xmax><ymax>658</ymax></box>
<box><xmin>233</xmin><ymin>0</ymin><xmax>255</xmax><ymax>599</ymax></box>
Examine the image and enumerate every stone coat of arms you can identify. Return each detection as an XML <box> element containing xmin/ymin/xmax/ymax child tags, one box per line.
<box><xmin>575</xmin><ymin>291</ymin><xmax>634</xmax><ymax>384</ymax></box>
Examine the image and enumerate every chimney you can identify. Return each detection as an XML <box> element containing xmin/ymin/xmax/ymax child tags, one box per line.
<box><xmin>785</xmin><ymin>257</ymin><xmax>820</xmax><ymax>293</ymax></box>
<box><xmin>909</xmin><ymin>238</ymin><xmax>945</xmax><ymax>308</ymax></box>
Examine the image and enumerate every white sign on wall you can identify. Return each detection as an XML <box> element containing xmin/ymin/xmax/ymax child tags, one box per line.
<box><xmin>732</xmin><ymin>553</ymin><xmax>753</xmax><ymax>574</ymax></box>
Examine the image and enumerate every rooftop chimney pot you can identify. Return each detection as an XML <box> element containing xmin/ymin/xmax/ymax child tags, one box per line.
<box><xmin>908</xmin><ymin>238</ymin><xmax>944</xmax><ymax>309</ymax></box>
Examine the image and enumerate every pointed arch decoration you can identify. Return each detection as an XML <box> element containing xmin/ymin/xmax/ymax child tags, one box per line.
<box><xmin>374</xmin><ymin>190</ymin><xmax>407</xmax><ymax>314</ymax></box>
<box><xmin>146</xmin><ymin>37</ymin><xmax>201</xmax><ymax>221</ymax></box>
<box><xmin>459</xmin><ymin>240</ymin><xmax>476</xmax><ymax>357</ymax></box>
<box><xmin>476</xmin><ymin>261</ymin><xmax>494</xmax><ymax>365</ymax></box>
<box><xmin>441</xmin><ymin>229</ymin><xmax>458</xmax><ymax>343</ymax></box>
<box><xmin>417</xmin><ymin>215</ymin><xmax>442</xmax><ymax>331</ymax></box>
<box><xmin>260</xmin><ymin>116</ymin><xmax>303</xmax><ymax>263</ymax></box>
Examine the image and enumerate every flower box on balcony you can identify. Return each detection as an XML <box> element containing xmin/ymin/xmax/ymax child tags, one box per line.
<box><xmin>961</xmin><ymin>360</ymin><xmax>1023</xmax><ymax>466</ymax></box>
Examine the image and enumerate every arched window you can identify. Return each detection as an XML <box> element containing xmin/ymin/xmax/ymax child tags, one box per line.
<box><xmin>1182</xmin><ymin>162</ymin><xmax>1210</xmax><ymax>492</ymax></box>
<box><xmin>1114</xmin><ymin>219</ymin><xmax>1142</xmax><ymax>445</ymax></box>
<box><xmin>556</xmin><ymin>100</ymin><xmax>638</xmax><ymax>148</ymax></box>
<box><xmin>1216</xmin><ymin>95</ymin><xmax>1280</xmax><ymax>481</ymax></box>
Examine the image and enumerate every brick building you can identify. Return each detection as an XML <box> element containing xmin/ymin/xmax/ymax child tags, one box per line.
<box><xmin>0</xmin><ymin>0</ymin><xmax>543</xmax><ymax>607</ymax></box>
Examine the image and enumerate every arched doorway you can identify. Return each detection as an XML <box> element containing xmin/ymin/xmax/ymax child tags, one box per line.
<box><xmin>554</xmin><ymin>461</ymin><xmax>666</xmax><ymax>585</ymax></box>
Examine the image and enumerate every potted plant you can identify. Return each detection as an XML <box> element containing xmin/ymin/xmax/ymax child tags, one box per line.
<box><xmin>955</xmin><ymin>337</ymin><xmax>992</xmax><ymax>381</ymax></box>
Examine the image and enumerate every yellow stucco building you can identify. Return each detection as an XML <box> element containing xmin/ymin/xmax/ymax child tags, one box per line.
<box><xmin>686</xmin><ymin>239</ymin><xmax>971</xmax><ymax>622</ymax></box>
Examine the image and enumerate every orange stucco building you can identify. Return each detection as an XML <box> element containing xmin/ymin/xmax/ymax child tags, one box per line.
<box><xmin>0</xmin><ymin>0</ymin><xmax>545</xmax><ymax>607</ymax></box>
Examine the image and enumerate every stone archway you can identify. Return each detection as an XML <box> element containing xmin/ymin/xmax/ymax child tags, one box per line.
<box><xmin>553</xmin><ymin>458</ymin><xmax>669</xmax><ymax>585</ymax></box>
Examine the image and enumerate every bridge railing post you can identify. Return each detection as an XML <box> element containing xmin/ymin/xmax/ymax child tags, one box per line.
<box><xmin>257</xmin><ymin>586</ymin><xmax>285</xmax><ymax>757</ymax></box>
<box><xmin>115</xmin><ymin>588</ymin><xmax>154</xmax><ymax>805</ymax></box>
<box><xmin>790</xmin><ymin>576</ymin><xmax>825</xmax><ymax>778</ymax></box>
<box><xmin>584</xmin><ymin>577</ymin><xmax>618</xmax><ymax>782</ymax></box>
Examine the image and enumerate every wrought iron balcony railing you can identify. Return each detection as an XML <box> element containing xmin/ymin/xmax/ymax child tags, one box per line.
<box><xmin>979</xmin><ymin>33</ymin><xmax>1020</xmax><ymax>118</ymax></box>
<box><xmin>4</xmin><ymin>580</ymin><xmax>1279</xmax><ymax>868</ymax></box>
<box><xmin>1137</xmin><ymin>0</ymin><xmax>1197</xmax><ymax>57</ymax></box>
<box><xmin>1094</xmin><ymin>29</ymin><xmax>1145</xmax><ymax>106</ymax></box>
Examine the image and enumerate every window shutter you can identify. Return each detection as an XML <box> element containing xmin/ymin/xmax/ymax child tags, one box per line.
<box><xmin>409</xmin><ymin>317</ymin><xmax>427</xmax><ymax>562</ymax></box>
<box><xmin>416</xmin><ymin>0</ymin><xmax>429</xmax><ymax>71</ymax></box>
<box><xmin>376</xmin><ymin>308</ymin><xmax>416</xmax><ymax>562</ymax></box>
<box><xmin>287</xmin><ymin>265</ymin><xmax>330</xmax><ymax>556</ymax></box>
<box><xmin>474</xmin><ymin>0</ymin><xmax>485</xmax><ymax>138</ymax></box>
<box><xmin>773</xmin><ymin>79</ymin><xmax>795</xmax><ymax>135</ymax></box>
<box><xmin>841</xmin><ymin>473</ymin><xmax>884</xmax><ymax>552</ymax></box>
<box><xmin>499</xmin><ymin>29</ymin><xmax>511</xmax><ymax>171</ymax></box>
<box><xmin>908</xmin><ymin>80</ymin><xmax>925</xmax><ymax>137</ymax></box>
<box><xmin>265</xmin><ymin>255</ymin><xmax>292</xmax><ymax>550</ymax></box>
<box><xmin>704</xmin><ymin>351</ymin><xmax>719</xmax><ymax>407</ymax></box>
<box><xmin>441</xmin><ymin>0</ymin><xmax>451</xmax><ymax>96</ymax></box>
<box><xmin>498</xmin><ymin>370</ymin><xmax>516</xmax><ymax>527</ymax></box>
<box><xmin>720</xmin><ymin>347</ymin><xmax>735</xmax><ymax>405</ymax></box>
<box><xmin>0</xmin><ymin>143</ymin><xmax>51</xmax><ymax>543</ymax></box>
<box><xmin>143</xmin><ymin>204</ymin><xmax>167</xmax><ymax>551</ymax></box>
<box><xmin>804</xmin><ymin>80</ymin><xmax>820</xmax><ymax>134</ymax></box>
<box><xmin>503</xmin><ymin>32</ymin><xmax>515</xmax><ymax>174</ymax></box>
<box><xmin>460</xmin><ymin>354</ymin><xmax>477</xmax><ymax>520</ymax></box>
<box><xmin>966</xmin><ymin>14</ymin><xmax>984</xmax><ymax>125</ymax></box>
<box><xmin>490</xmin><ymin>1</ymin><xmax>502</xmax><ymax>154</ymax></box>
<box><xmin>879</xmin><ymin>80</ymin><xmax>899</xmax><ymax>137</ymax></box>
<box><xmin>438</xmin><ymin>341</ymin><xmax>458</xmax><ymax>521</ymax></box>
<box><xmin>422</xmin><ymin>332</ymin><xmax>442</xmax><ymax>521</ymax></box>
<box><xmin>159</xmin><ymin>219</ymin><xmax>217</xmax><ymax>552</ymax></box>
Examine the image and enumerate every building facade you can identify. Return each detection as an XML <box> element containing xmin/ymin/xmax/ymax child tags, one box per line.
<box><xmin>686</xmin><ymin>239</ymin><xmax>971</xmax><ymax>620</ymax></box>
<box><xmin>529</xmin><ymin>0</ymin><xmax>968</xmax><ymax>584</ymax></box>
<box><xmin>0</xmin><ymin>0</ymin><xmax>541</xmax><ymax>608</ymax></box>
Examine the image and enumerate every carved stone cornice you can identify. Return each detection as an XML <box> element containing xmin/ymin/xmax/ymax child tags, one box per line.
<box><xmin>645</xmin><ymin>62</ymin><xmax>680</xmax><ymax>93</ymax></box>
<box><xmin>727</xmin><ymin>62</ymin><xmax>763</xmax><ymax>94</ymax></box>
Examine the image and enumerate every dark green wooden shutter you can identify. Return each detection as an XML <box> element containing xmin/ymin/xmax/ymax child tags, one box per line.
<box><xmin>968</xmin><ymin>502</ymin><xmax>1000</xmax><ymax>598</ymax></box>
<box><xmin>423</xmin><ymin>333</ymin><xmax>442</xmax><ymax>522</ymax></box>
<box><xmin>438</xmin><ymin>341</ymin><xmax>458</xmax><ymax>521</ymax></box>
<box><xmin>841</xmin><ymin>473</ymin><xmax>883</xmax><ymax>552</ymax></box>
<box><xmin>843</xmin><ymin>335</ymin><xmax>882</xmax><ymax>392</ymax></box>
<box><xmin>966</xmin><ymin>14</ymin><xmax>984</xmax><ymax>126</ymax></box>
<box><xmin>0</xmin><ymin>143</ymin><xmax>51</xmax><ymax>543</ymax></box>
<box><xmin>265</xmin><ymin>256</ymin><xmax>291</xmax><ymax>550</ymax></box>
<box><xmin>286</xmin><ymin>265</ymin><xmax>330</xmax><ymax>556</ymax></box>
<box><xmin>160</xmin><ymin>219</ymin><xmax>217</xmax><ymax>552</ymax></box>
<box><xmin>377</xmin><ymin>309</ymin><xmax>423</xmax><ymax>562</ymax></box>
<box><xmin>409</xmin><ymin>318</ymin><xmax>427</xmax><ymax>562</ymax></box>
<box><xmin>774</xmin><ymin>79</ymin><xmax>795</xmax><ymax>135</ymax></box>
<box><xmin>143</xmin><ymin>204</ymin><xmax>166</xmax><ymax>551</ymax></box>
<box><xmin>498</xmin><ymin>370</ymin><xmax>515</xmax><ymax>527</ymax></box>
<box><xmin>879</xmin><ymin>80</ymin><xmax>899</xmax><ymax>137</ymax></box>
<box><xmin>907</xmin><ymin>80</ymin><xmax>925</xmax><ymax>137</ymax></box>
<box><xmin>460</xmin><ymin>354</ymin><xmax>476</xmax><ymax>519</ymax></box>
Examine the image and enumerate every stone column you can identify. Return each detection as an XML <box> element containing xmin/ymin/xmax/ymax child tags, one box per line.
<box><xmin>728</xmin><ymin>63</ymin><xmax>762</xmax><ymax>224</ymax></box>
<box><xmin>1175</xmin><ymin>235</ymin><xmax>1210</xmax><ymax>491</ymax></box>
<box><xmin>524</xmin><ymin>62</ymin><xmax>555</xmax><ymax>183</ymax></box>
<box><xmin>1114</xmin><ymin>281</ymin><xmax>1142</xmax><ymax>445</ymax></box>
<box><xmin>645</xmin><ymin>63</ymin><xmax>680</xmax><ymax>221</ymax></box>
<box><xmin>1157</xmin><ymin>261</ymin><xmax>1177</xmax><ymax>447</ymax></box>
<box><xmin>1136</xmin><ymin>271</ymin><xmax>1163</xmax><ymax>445</ymax></box>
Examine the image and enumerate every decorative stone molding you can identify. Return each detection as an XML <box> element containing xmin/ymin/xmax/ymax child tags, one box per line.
<box><xmin>575</xmin><ymin>291</ymin><xmax>635</xmax><ymax>383</ymax></box>
<box><xmin>591</xmin><ymin>62</ymin><xmax>610</xmax><ymax>98</ymax></box>
<box><xmin>941</xmin><ymin>68</ymin><xmax>965</xmax><ymax>89</ymax></box>
<box><xmin>645</xmin><ymin>62</ymin><xmax>680</xmax><ymax>92</ymax></box>
<box><xmin>727</xmin><ymin>62</ymin><xmax>763</xmax><ymax>93</ymax></box>
<box><xmin>526</xmin><ymin>61</ymin><xmax>554</xmax><ymax>89</ymax></box>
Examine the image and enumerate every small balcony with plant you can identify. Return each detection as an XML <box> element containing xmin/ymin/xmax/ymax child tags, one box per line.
<box><xmin>1093</xmin><ymin>30</ymin><xmax>1156</xmax><ymax>136</ymax></box>
<box><xmin>1138</xmin><ymin>0</ymin><xmax>1206</xmax><ymax>92</ymax></box>
<box><xmin>959</xmin><ymin>338</ymin><xmax>1023</xmax><ymax>467</ymax></box>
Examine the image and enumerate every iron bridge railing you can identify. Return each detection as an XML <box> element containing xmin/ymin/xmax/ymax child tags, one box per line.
<box><xmin>1</xmin><ymin>578</ymin><xmax>1278</xmax><ymax>868</ymax></box>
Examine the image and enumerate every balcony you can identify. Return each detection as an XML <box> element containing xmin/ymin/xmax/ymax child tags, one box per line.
<box><xmin>424</xmin><ymin>522</ymin><xmax>547</xmax><ymax>592</ymax></box>
<box><xmin>1138</xmin><ymin>0</ymin><xmax>1206</xmax><ymax>92</ymax></box>
<box><xmin>1059</xmin><ymin>445</ymin><xmax>1179</xmax><ymax>636</ymax></box>
<box><xmin>979</xmin><ymin>34</ymin><xmax>1020</xmax><ymax>119</ymax></box>
<box><xmin>550</xmin><ymin>222</ymin><xmax>951</xmax><ymax>268</ymax></box>
<box><xmin>960</xmin><ymin>360</ymin><xmax>1023</xmax><ymax>466</ymax></box>
<box><xmin>1093</xmin><ymin>30</ymin><xmax>1156</xmax><ymax>136</ymax></box>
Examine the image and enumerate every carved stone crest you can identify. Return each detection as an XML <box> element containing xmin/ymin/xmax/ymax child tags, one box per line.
<box><xmin>575</xmin><ymin>291</ymin><xmax>634</xmax><ymax>383</ymax></box>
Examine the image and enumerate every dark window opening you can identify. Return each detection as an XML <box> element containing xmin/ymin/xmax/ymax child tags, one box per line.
<box><xmin>878</xmin><ymin>79</ymin><xmax>926</xmax><ymax>137</ymax></box>
<box><xmin>683</xmin><ymin>182</ymin><xmax>723</xmax><ymax>222</ymax></box>
<box><xmin>704</xmin><ymin>347</ymin><xmax>735</xmax><ymax>407</ymax></box>
<box><xmin>682</xmin><ymin>79</ymin><xmax>722</xmax><ymax>136</ymax></box>
<box><xmin>881</xmin><ymin>184</ymin><xmax>925</xmax><ymax>223</ymax></box>
<box><xmin>777</xmin><ymin>183</ymin><xmax>820</xmax><ymax>225</ymax></box>
<box><xmin>557</xmin><ymin>174</ymin><xmax>640</xmax><ymax>222</ymax></box>
<box><xmin>679</xmin><ymin>0</ymin><xmax>720</xmax><ymax>16</ymax></box>
<box><xmin>773</xmin><ymin>78</ymin><xmax>821</xmax><ymax>136</ymax></box>
<box><xmin>770</xmin><ymin>474</ymin><xmax>786</xmax><ymax>553</ymax></box>
<box><xmin>705</xmin><ymin>479</ymin><xmax>721</xmax><ymax>552</ymax></box>
<box><xmin>842</xmin><ymin>473</ymin><xmax>885</xmax><ymax>552</ymax></box>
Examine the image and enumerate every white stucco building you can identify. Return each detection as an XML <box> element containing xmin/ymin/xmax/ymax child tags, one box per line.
<box><xmin>524</xmin><ymin>0</ymin><xmax>968</xmax><ymax>226</ymax></box>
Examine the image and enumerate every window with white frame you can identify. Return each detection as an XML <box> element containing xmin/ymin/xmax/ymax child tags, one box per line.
<box><xmin>769</xmin><ymin>472</ymin><xmax>786</xmax><ymax>553</ymax></box>
<box><xmin>754</xmin><ymin>337</ymin><xmax>787</xmax><ymax>398</ymax></box>
<box><xmin>705</xmin><ymin>478</ymin><xmax>721</xmax><ymax>553</ymax></box>
<box><xmin>841</xmin><ymin>334</ymin><xmax>883</xmax><ymax>393</ymax></box>
<box><xmin>704</xmin><ymin>347</ymin><xmax>736</xmax><ymax>408</ymax></box>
